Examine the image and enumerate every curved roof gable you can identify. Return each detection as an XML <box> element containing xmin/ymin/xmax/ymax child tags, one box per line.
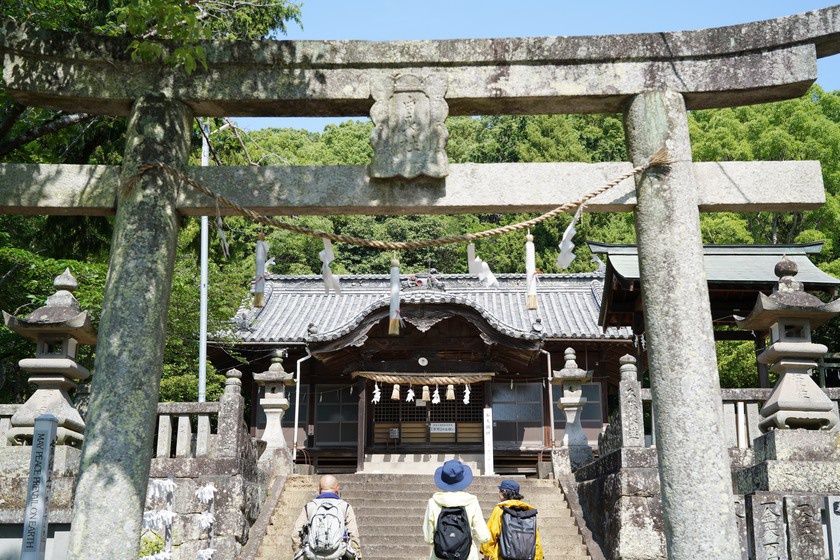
<box><xmin>230</xmin><ymin>272</ymin><xmax>630</xmax><ymax>344</ymax></box>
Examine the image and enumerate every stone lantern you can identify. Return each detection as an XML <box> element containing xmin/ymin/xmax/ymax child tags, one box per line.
<box><xmin>2</xmin><ymin>269</ymin><xmax>97</xmax><ymax>446</ymax></box>
<box><xmin>253</xmin><ymin>349</ymin><xmax>295</xmax><ymax>456</ymax></box>
<box><xmin>553</xmin><ymin>347</ymin><xmax>594</xmax><ymax>470</ymax></box>
<box><xmin>736</xmin><ymin>257</ymin><xmax>840</xmax><ymax>432</ymax></box>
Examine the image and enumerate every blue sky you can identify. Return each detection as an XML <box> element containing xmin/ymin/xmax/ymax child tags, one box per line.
<box><xmin>233</xmin><ymin>1</ymin><xmax>840</xmax><ymax>131</ymax></box>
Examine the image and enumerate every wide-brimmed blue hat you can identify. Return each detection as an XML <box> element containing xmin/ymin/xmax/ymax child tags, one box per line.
<box><xmin>434</xmin><ymin>459</ymin><xmax>473</xmax><ymax>491</ymax></box>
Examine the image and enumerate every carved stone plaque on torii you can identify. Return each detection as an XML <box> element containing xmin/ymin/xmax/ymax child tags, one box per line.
<box><xmin>3</xmin><ymin>8</ymin><xmax>840</xmax><ymax>560</ymax></box>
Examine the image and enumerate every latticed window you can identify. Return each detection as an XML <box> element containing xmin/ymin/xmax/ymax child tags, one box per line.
<box><xmin>372</xmin><ymin>387</ymin><xmax>485</xmax><ymax>423</ymax></box>
<box><xmin>371</xmin><ymin>382</ymin><xmax>485</xmax><ymax>445</ymax></box>
<box><xmin>492</xmin><ymin>381</ymin><xmax>544</xmax><ymax>447</ymax></box>
<box><xmin>313</xmin><ymin>384</ymin><xmax>358</xmax><ymax>446</ymax></box>
<box><xmin>551</xmin><ymin>382</ymin><xmax>603</xmax><ymax>426</ymax></box>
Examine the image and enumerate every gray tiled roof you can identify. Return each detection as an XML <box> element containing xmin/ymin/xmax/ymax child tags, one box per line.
<box><xmin>231</xmin><ymin>272</ymin><xmax>630</xmax><ymax>344</ymax></box>
<box><xmin>589</xmin><ymin>242</ymin><xmax>840</xmax><ymax>288</ymax></box>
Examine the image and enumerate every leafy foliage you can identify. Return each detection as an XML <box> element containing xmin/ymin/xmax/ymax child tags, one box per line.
<box><xmin>3</xmin><ymin>0</ymin><xmax>302</xmax><ymax>73</ymax></box>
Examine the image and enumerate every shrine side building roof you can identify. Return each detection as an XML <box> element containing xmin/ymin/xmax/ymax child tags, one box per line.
<box><xmin>229</xmin><ymin>272</ymin><xmax>631</xmax><ymax>345</ymax></box>
<box><xmin>589</xmin><ymin>241</ymin><xmax>840</xmax><ymax>330</ymax></box>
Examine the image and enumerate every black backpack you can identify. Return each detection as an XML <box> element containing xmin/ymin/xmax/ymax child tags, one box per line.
<box><xmin>499</xmin><ymin>506</ymin><xmax>538</xmax><ymax>560</ymax></box>
<box><xmin>433</xmin><ymin>506</ymin><xmax>472</xmax><ymax>559</ymax></box>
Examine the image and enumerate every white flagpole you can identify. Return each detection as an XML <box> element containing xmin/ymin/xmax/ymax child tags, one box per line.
<box><xmin>199</xmin><ymin>119</ymin><xmax>210</xmax><ymax>403</ymax></box>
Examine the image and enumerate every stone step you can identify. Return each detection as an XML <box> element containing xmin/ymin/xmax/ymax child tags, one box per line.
<box><xmin>270</xmin><ymin>503</ymin><xmax>575</xmax><ymax>515</ymax></box>
<box><xmin>357</xmin><ymin>532</ymin><xmax>584</xmax><ymax>545</ymax></box>
<box><xmin>338</xmin><ymin>474</ymin><xmax>559</xmax><ymax>484</ymax></box>
<box><xmin>354</xmin><ymin>519</ymin><xmax>583</xmax><ymax>535</ymax></box>
<box><xmin>359</xmin><ymin>544</ymin><xmax>590</xmax><ymax>560</ymax></box>
<box><xmin>342</xmin><ymin>493</ymin><xmax>563</xmax><ymax>504</ymax></box>
<box><xmin>254</xmin><ymin>474</ymin><xmax>591</xmax><ymax>560</ymax></box>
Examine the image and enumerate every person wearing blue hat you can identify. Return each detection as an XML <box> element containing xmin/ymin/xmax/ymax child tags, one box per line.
<box><xmin>480</xmin><ymin>480</ymin><xmax>543</xmax><ymax>560</ymax></box>
<box><xmin>423</xmin><ymin>459</ymin><xmax>491</xmax><ymax>560</ymax></box>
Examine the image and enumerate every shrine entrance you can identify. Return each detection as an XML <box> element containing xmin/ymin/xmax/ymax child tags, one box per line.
<box><xmin>369</xmin><ymin>381</ymin><xmax>486</xmax><ymax>448</ymax></box>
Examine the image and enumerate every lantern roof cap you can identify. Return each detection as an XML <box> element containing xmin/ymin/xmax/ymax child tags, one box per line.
<box><xmin>2</xmin><ymin>268</ymin><xmax>97</xmax><ymax>344</ymax></box>
<box><xmin>736</xmin><ymin>256</ymin><xmax>840</xmax><ymax>331</ymax></box>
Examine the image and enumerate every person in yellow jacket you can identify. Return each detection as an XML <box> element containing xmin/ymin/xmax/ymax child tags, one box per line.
<box><xmin>480</xmin><ymin>480</ymin><xmax>543</xmax><ymax>560</ymax></box>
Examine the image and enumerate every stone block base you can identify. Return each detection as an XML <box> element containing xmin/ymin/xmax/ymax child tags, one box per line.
<box><xmin>753</xmin><ymin>429</ymin><xmax>840</xmax><ymax>463</ymax></box>
<box><xmin>574</xmin><ymin>449</ymin><xmax>666</xmax><ymax>560</ymax></box>
<box><xmin>0</xmin><ymin>445</ymin><xmax>80</xmax><ymax>476</ymax></box>
<box><xmin>737</xmin><ymin>460</ymin><xmax>840</xmax><ymax>494</ymax></box>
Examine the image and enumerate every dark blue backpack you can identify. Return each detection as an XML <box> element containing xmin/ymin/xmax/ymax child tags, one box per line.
<box><xmin>433</xmin><ymin>506</ymin><xmax>472</xmax><ymax>559</ymax></box>
<box><xmin>499</xmin><ymin>506</ymin><xmax>538</xmax><ymax>560</ymax></box>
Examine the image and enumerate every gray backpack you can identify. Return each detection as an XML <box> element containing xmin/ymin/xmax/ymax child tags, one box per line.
<box><xmin>304</xmin><ymin>498</ymin><xmax>349</xmax><ymax>560</ymax></box>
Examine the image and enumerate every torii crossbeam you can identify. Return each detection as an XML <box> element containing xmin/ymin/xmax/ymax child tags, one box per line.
<box><xmin>3</xmin><ymin>7</ymin><xmax>840</xmax><ymax>559</ymax></box>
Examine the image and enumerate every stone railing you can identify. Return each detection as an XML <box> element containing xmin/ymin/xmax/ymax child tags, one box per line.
<box><xmin>639</xmin><ymin>387</ymin><xmax>840</xmax><ymax>449</ymax></box>
<box><xmin>0</xmin><ymin>404</ymin><xmax>21</xmax><ymax>447</ymax></box>
<box><xmin>145</xmin><ymin>370</ymin><xmax>265</xmax><ymax>559</ymax></box>
<box><xmin>631</xmin><ymin>386</ymin><xmax>840</xmax><ymax>450</ymax></box>
<box><xmin>598</xmin><ymin>355</ymin><xmax>840</xmax><ymax>455</ymax></box>
<box><xmin>154</xmin><ymin>401</ymin><xmax>220</xmax><ymax>459</ymax></box>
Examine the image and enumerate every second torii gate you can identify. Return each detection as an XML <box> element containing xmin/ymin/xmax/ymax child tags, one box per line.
<box><xmin>2</xmin><ymin>8</ymin><xmax>840</xmax><ymax>559</ymax></box>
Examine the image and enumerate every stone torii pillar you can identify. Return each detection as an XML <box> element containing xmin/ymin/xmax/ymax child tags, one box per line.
<box><xmin>624</xmin><ymin>90</ymin><xmax>741</xmax><ymax>558</ymax></box>
<box><xmin>66</xmin><ymin>96</ymin><xmax>192</xmax><ymax>560</ymax></box>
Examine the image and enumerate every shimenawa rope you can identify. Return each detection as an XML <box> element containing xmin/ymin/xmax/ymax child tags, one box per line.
<box><xmin>124</xmin><ymin>147</ymin><xmax>671</xmax><ymax>251</ymax></box>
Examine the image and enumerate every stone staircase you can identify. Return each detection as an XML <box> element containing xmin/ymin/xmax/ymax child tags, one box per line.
<box><xmin>255</xmin><ymin>474</ymin><xmax>591</xmax><ymax>560</ymax></box>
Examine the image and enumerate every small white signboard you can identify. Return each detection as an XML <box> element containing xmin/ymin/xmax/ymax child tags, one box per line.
<box><xmin>389</xmin><ymin>428</ymin><xmax>400</xmax><ymax>439</ymax></box>
<box><xmin>430</xmin><ymin>422</ymin><xmax>456</xmax><ymax>434</ymax></box>
<box><xmin>483</xmin><ymin>407</ymin><xmax>494</xmax><ymax>475</ymax></box>
<box><xmin>21</xmin><ymin>414</ymin><xmax>58</xmax><ymax>560</ymax></box>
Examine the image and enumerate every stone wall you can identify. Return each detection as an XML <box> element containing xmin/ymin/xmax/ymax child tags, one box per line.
<box><xmin>573</xmin><ymin>381</ymin><xmax>840</xmax><ymax>560</ymax></box>
<box><xmin>574</xmin><ymin>448</ymin><xmax>667</xmax><ymax>560</ymax></box>
<box><xmin>0</xmin><ymin>378</ymin><xmax>268</xmax><ymax>560</ymax></box>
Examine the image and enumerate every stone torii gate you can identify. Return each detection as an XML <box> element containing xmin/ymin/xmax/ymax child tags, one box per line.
<box><xmin>2</xmin><ymin>8</ymin><xmax>839</xmax><ymax>559</ymax></box>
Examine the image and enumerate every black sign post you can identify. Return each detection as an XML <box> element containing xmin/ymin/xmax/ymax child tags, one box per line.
<box><xmin>21</xmin><ymin>414</ymin><xmax>58</xmax><ymax>560</ymax></box>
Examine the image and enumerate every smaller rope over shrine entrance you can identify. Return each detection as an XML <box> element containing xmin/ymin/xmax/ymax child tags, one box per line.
<box><xmin>352</xmin><ymin>371</ymin><xmax>494</xmax><ymax>385</ymax></box>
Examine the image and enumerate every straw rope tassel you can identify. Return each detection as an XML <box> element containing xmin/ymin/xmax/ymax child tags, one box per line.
<box><xmin>388</xmin><ymin>258</ymin><xmax>401</xmax><ymax>336</ymax></box>
<box><xmin>319</xmin><ymin>239</ymin><xmax>341</xmax><ymax>294</ymax></box>
<box><xmin>525</xmin><ymin>231</ymin><xmax>537</xmax><ymax>310</ymax></box>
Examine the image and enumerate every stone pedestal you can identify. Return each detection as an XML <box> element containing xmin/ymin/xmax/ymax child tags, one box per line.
<box><xmin>736</xmin><ymin>430</ymin><xmax>840</xmax><ymax>559</ymax></box>
<box><xmin>738</xmin><ymin>430</ymin><xmax>840</xmax><ymax>494</ymax></box>
<box><xmin>6</xmin><ymin>367</ymin><xmax>86</xmax><ymax>446</ymax></box>
<box><xmin>0</xmin><ymin>445</ymin><xmax>81</xmax><ymax>527</ymax></box>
